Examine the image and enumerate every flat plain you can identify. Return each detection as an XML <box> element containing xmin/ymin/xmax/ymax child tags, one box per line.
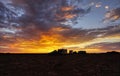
<box><xmin>0</xmin><ymin>53</ymin><xmax>120</xmax><ymax>76</ymax></box>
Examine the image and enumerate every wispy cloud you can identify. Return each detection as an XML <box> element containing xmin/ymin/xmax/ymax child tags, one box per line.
<box><xmin>103</xmin><ymin>7</ymin><xmax>120</xmax><ymax>23</ymax></box>
<box><xmin>85</xmin><ymin>42</ymin><xmax>120</xmax><ymax>52</ymax></box>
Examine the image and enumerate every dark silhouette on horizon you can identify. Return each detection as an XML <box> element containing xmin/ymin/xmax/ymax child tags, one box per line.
<box><xmin>106</xmin><ymin>51</ymin><xmax>120</xmax><ymax>54</ymax></box>
<box><xmin>49</xmin><ymin>49</ymin><xmax>87</xmax><ymax>55</ymax></box>
<box><xmin>0</xmin><ymin>50</ymin><xmax>120</xmax><ymax>55</ymax></box>
<box><xmin>48</xmin><ymin>49</ymin><xmax>120</xmax><ymax>55</ymax></box>
<box><xmin>0</xmin><ymin>50</ymin><xmax>120</xmax><ymax>76</ymax></box>
<box><xmin>49</xmin><ymin>49</ymin><xmax>67</xmax><ymax>55</ymax></box>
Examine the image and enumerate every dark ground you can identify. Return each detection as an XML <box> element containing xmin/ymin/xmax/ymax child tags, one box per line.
<box><xmin>0</xmin><ymin>53</ymin><xmax>120</xmax><ymax>76</ymax></box>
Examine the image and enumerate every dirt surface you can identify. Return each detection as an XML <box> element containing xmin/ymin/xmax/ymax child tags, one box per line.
<box><xmin>0</xmin><ymin>54</ymin><xmax>120</xmax><ymax>76</ymax></box>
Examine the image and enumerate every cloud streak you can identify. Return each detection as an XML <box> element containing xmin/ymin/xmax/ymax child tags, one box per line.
<box><xmin>85</xmin><ymin>42</ymin><xmax>120</xmax><ymax>52</ymax></box>
<box><xmin>103</xmin><ymin>7</ymin><xmax>120</xmax><ymax>23</ymax></box>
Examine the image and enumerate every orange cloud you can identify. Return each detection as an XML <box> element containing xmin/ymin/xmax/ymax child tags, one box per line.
<box><xmin>1</xmin><ymin>25</ymin><xmax>120</xmax><ymax>53</ymax></box>
<box><xmin>4</xmin><ymin>28</ymin><xmax>67</xmax><ymax>53</ymax></box>
<box><xmin>61</xmin><ymin>6</ymin><xmax>74</xmax><ymax>11</ymax></box>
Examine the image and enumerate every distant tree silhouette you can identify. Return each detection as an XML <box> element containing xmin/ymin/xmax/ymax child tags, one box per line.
<box><xmin>78</xmin><ymin>51</ymin><xmax>86</xmax><ymax>54</ymax></box>
<box><xmin>49</xmin><ymin>49</ymin><xmax>67</xmax><ymax>55</ymax></box>
<box><xmin>49</xmin><ymin>50</ymin><xmax>58</xmax><ymax>55</ymax></box>
<box><xmin>49</xmin><ymin>49</ymin><xmax>88</xmax><ymax>55</ymax></box>
<box><xmin>73</xmin><ymin>51</ymin><xmax>77</xmax><ymax>54</ymax></box>
<box><xmin>69</xmin><ymin>50</ymin><xmax>73</xmax><ymax>54</ymax></box>
<box><xmin>106</xmin><ymin>51</ymin><xmax>120</xmax><ymax>54</ymax></box>
<box><xmin>58</xmin><ymin>49</ymin><xmax>67</xmax><ymax>54</ymax></box>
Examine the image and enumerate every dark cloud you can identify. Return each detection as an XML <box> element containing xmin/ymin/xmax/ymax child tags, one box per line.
<box><xmin>85</xmin><ymin>42</ymin><xmax>120</xmax><ymax>51</ymax></box>
<box><xmin>85</xmin><ymin>25</ymin><xmax>120</xmax><ymax>38</ymax></box>
<box><xmin>0</xmin><ymin>1</ymin><xmax>30</xmax><ymax>26</ymax></box>
<box><xmin>0</xmin><ymin>0</ymin><xmax>91</xmax><ymax>42</ymax></box>
<box><xmin>59</xmin><ymin>25</ymin><xmax>120</xmax><ymax>44</ymax></box>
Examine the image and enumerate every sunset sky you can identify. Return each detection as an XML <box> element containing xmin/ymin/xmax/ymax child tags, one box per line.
<box><xmin>0</xmin><ymin>0</ymin><xmax>120</xmax><ymax>53</ymax></box>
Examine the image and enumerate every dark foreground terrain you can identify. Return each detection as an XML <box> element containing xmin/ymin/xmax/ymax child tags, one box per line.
<box><xmin>0</xmin><ymin>53</ymin><xmax>120</xmax><ymax>76</ymax></box>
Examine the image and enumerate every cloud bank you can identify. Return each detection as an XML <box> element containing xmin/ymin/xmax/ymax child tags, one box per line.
<box><xmin>0</xmin><ymin>0</ymin><xmax>120</xmax><ymax>53</ymax></box>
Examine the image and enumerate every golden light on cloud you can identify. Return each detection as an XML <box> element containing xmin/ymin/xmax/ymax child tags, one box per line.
<box><xmin>61</xmin><ymin>6</ymin><xmax>74</xmax><ymax>11</ymax></box>
<box><xmin>2</xmin><ymin>31</ymin><xmax>119</xmax><ymax>53</ymax></box>
<box><xmin>85</xmin><ymin>49</ymin><xmax>105</xmax><ymax>53</ymax></box>
<box><xmin>55</xmin><ymin>6</ymin><xmax>78</xmax><ymax>20</ymax></box>
<box><xmin>104</xmin><ymin>7</ymin><xmax>120</xmax><ymax>22</ymax></box>
<box><xmin>56</xmin><ymin>12</ymin><xmax>76</xmax><ymax>20</ymax></box>
<box><xmin>5</xmin><ymin>29</ymin><xmax>67</xmax><ymax>53</ymax></box>
<box><xmin>63</xmin><ymin>35</ymin><xmax>120</xmax><ymax>53</ymax></box>
<box><xmin>1</xmin><ymin>26</ymin><xmax>120</xmax><ymax>53</ymax></box>
<box><xmin>113</xmin><ymin>15</ymin><xmax>120</xmax><ymax>20</ymax></box>
<box><xmin>64</xmin><ymin>13</ymin><xmax>76</xmax><ymax>19</ymax></box>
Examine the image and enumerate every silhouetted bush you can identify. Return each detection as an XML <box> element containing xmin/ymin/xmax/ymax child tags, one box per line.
<box><xmin>69</xmin><ymin>50</ymin><xmax>73</xmax><ymax>54</ymax></box>
<box><xmin>58</xmin><ymin>49</ymin><xmax>67</xmax><ymax>54</ymax></box>
<box><xmin>49</xmin><ymin>50</ymin><xmax>58</xmax><ymax>55</ymax></box>
<box><xmin>78</xmin><ymin>51</ymin><xmax>86</xmax><ymax>54</ymax></box>
<box><xmin>73</xmin><ymin>51</ymin><xmax>77</xmax><ymax>54</ymax></box>
<box><xmin>106</xmin><ymin>51</ymin><xmax>120</xmax><ymax>54</ymax></box>
<box><xmin>49</xmin><ymin>49</ymin><xmax>67</xmax><ymax>55</ymax></box>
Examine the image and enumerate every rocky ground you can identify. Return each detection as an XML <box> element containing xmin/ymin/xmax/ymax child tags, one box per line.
<box><xmin>0</xmin><ymin>54</ymin><xmax>120</xmax><ymax>76</ymax></box>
